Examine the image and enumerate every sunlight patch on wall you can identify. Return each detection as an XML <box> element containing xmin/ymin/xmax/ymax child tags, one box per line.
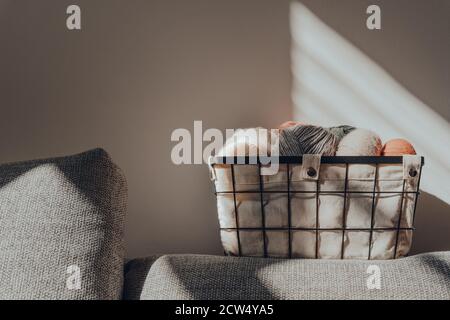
<box><xmin>290</xmin><ymin>2</ymin><xmax>450</xmax><ymax>204</ymax></box>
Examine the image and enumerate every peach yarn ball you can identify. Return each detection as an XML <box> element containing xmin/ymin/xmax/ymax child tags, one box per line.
<box><xmin>382</xmin><ymin>139</ymin><xmax>416</xmax><ymax>156</ymax></box>
<box><xmin>278</xmin><ymin>121</ymin><xmax>306</xmax><ymax>131</ymax></box>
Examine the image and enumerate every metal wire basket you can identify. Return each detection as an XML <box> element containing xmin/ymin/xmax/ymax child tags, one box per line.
<box><xmin>210</xmin><ymin>155</ymin><xmax>424</xmax><ymax>260</ymax></box>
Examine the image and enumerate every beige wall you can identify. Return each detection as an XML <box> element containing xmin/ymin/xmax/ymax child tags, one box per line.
<box><xmin>0</xmin><ymin>0</ymin><xmax>448</xmax><ymax>258</ymax></box>
<box><xmin>301</xmin><ymin>0</ymin><xmax>449</xmax><ymax>122</ymax></box>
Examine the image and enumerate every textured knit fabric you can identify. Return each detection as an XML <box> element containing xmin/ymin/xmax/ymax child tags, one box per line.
<box><xmin>124</xmin><ymin>252</ymin><xmax>450</xmax><ymax>300</ymax></box>
<box><xmin>0</xmin><ymin>148</ymin><xmax>127</xmax><ymax>300</ymax></box>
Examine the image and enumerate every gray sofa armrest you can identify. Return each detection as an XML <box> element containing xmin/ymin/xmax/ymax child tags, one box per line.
<box><xmin>123</xmin><ymin>256</ymin><xmax>161</xmax><ymax>300</ymax></box>
<box><xmin>123</xmin><ymin>252</ymin><xmax>450</xmax><ymax>300</ymax></box>
<box><xmin>0</xmin><ymin>148</ymin><xmax>127</xmax><ymax>300</ymax></box>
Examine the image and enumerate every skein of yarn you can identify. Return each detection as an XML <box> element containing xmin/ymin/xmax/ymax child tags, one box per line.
<box><xmin>382</xmin><ymin>138</ymin><xmax>416</xmax><ymax>156</ymax></box>
<box><xmin>217</xmin><ymin>128</ymin><xmax>272</xmax><ymax>157</ymax></box>
<box><xmin>279</xmin><ymin>125</ymin><xmax>338</xmax><ymax>156</ymax></box>
<box><xmin>336</xmin><ymin>128</ymin><xmax>382</xmax><ymax>156</ymax></box>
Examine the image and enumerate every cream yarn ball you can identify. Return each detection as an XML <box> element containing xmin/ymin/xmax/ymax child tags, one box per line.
<box><xmin>218</xmin><ymin>128</ymin><xmax>272</xmax><ymax>157</ymax></box>
<box><xmin>336</xmin><ymin>128</ymin><xmax>382</xmax><ymax>156</ymax></box>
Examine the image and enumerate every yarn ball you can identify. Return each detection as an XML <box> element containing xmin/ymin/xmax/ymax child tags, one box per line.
<box><xmin>278</xmin><ymin>120</ymin><xmax>306</xmax><ymax>131</ymax></box>
<box><xmin>218</xmin><ymin>128</ymin><xmax>271</xmax><ymax>157</ymax></box>
<box><xmin>382</xmin><ymin>138</ymin><xmax>416</xmax><ymax>156</ymax></box>
<box><xmin>336</xmin><ymin>128</ymin><xmax>382</xmax><ymax>156</ymax></box>
<box><xmin>326</xmin><ymin>125</ymin><xmax>356</xmax><ymax>141</ymax></box>
<box><xmin>279</xmin><ymin>124</ymin><xmax>338</xmax><ymax>156</ymax></box>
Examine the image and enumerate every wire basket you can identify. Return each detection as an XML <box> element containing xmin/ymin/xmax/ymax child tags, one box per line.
<box><xmin>210</xmin><ymin>155</ymin><xmax>424</xmax><ymax>260</ymax></box>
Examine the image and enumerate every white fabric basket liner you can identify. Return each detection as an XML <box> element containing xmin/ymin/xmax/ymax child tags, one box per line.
<box><xmin>210</xmin><ymin>155</ymin><xmax>423</xmax><ymax>260</ymax></box>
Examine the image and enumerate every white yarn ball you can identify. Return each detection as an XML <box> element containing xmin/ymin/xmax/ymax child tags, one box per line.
<box><xmin>336</xmin><ymin>128</ymin><xmax>382</xmax><ymax>156</ymax></box>
<box><xmin>218</xmin><ymin>128</ymin><xmax>271</xmax><ymax>156</ymax></box>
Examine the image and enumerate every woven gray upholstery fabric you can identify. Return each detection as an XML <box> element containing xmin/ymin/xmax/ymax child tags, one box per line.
<box><xmin>0</xmin><ymin>148</ymin><xmax>127</xmax><ymax>300</ymax></box>
<box><xmin>123</xmin><ymin>256</ymin><xmax>161</xmax><ymax>300</ymax></box>
<box><xmin>125</xmin><ymin>252</ymin><xmax>450</xmax><ymax>300</ymax></box>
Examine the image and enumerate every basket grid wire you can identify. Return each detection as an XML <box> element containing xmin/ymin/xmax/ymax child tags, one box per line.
<box><xmin>213</xmin><ymin>157</ymin><xmax>423</xmax><ymax>260</ymax></box>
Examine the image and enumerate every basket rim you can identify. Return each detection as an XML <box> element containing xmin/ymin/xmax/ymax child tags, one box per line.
<box><xmin>211</xmin><ymin>156</ymin><xmax>424</xmax><ymax>165</ymax></box>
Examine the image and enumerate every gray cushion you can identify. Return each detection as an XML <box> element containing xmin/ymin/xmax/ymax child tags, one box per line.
<box><xmin>0</xmin><ymin>148</ymin><xmax>127</xmax><ymax>299</ymax></box>
<box><xmin>125</xmin><ymin>252</ymin><xmax>450</xmax><ymax>300</ymax></box>
<box><xmin>123</xmin><ymin>256</ymin><xmax>161</xmax><ymax>300</ymax></box>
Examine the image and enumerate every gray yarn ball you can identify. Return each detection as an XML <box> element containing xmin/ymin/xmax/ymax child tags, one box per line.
<box><xmin>326</xmin><ymin>125</ymin><xmax>356</xmax><ymax>141</ymax></box>
<box><xmin>279</xmin><ymin>125</ymin><xmax>339</xmax><ymax>156</ymax></box>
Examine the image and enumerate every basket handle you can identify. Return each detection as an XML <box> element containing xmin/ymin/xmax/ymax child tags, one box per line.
<box><xmin>403</xmin><ymin>155</ymin><xmax>421</xmax><ymax>185</ymax></box>
<box><xmin>301</xmin><ymin>154</ymin><xmax>322</xmax><ymax>180</ymax></box>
